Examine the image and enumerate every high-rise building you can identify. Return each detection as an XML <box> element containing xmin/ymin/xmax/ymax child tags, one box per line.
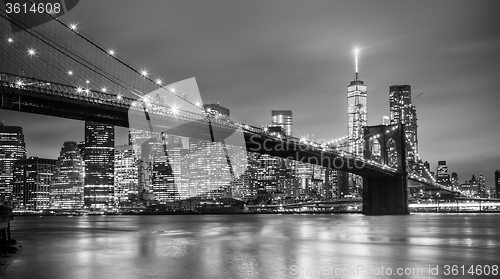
<box><xmin>271</xmin><ymin>110</ymin><xmax>293</xmax><ymax>137</ymax></box>
<box><xmin>469</xmin><ymin>175</ymin><xmax>479</xmax><ymax>196</ymax></box>
<box><xmin>114</xmin><ymin>144</ymin><xmax>139</xmax><ymax>207</ymax></box>
<box><xmin>346</xmin><ymin>49</ymin><xmax>367</xmax><ymax>196</ymax></box>
<box><xmin>436</xmin><ymin>161</ymin><xmax>450</xmax><ymax>187</ymax></box>
<box><xmin>451</xmin><ymin>172</ymin><xmax>459</xmax><ymax>192</ymax></box>
<box><xmin>12</xmin><ymin>157</ymin><xmax>56</xmax><ymax>210</ymax></box>
<box><xmin>389</xmin><ymin>85</ymin><xmax>418</xmax><ymax>162</ymax></box>
<box><xmin>129</xmin><ymin>129</ymin><xmax>176</xmax><ymax>203</ymax></box>
<box><xmin>495</xmin><ymin>170</ymin><xmax>500</xmax><ymax>199</ymax></box>
<box><xmin>50</xmin><ymin>141</ymin><xmax>85</xmax><ymax>209</ymax></box>
<box><xmin>478</xmin><ymin>173</ymin><xmax>486</xmax><ymax>198</ymax></box>
<box><xmin>347</xmin><ymin>49</ymin><xmax>367</xmax><ymax>157</ymax></box>
<box><xmin>187</xmin><ymin>138</ymin><xmax>232</xmax><ymax>199</ymax></box>
<box><xmin>0</xmin><ymin>123</ymin><xmax>27</xmax><ymax>202</ymax></box>
<box><xmin>83</xmin><ymin>122</ymin><xmax>114</xmax><ymax>209</ymax></box>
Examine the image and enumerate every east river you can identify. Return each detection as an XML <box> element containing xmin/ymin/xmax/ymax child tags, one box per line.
<box><xmin>3</xmin><ymin>213</ymin><xmax>500</xmax><ymax>279</ymax></box>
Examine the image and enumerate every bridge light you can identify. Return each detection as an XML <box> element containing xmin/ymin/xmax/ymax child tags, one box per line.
<box><xmin>141</xmin><ymin>70</ymin><xmax>148</xmax><ymax>77</ymax></box>
<box><xmin>85</xmin><ymin>88</ymin><xmax>90</xmax><ymax>94</ymax></box>
<box><xmin>86</xmin><ymin>80</ymin><xmax>90</xmax><ymax>84</ymax></box>
<box><xmin>7</xmin><ymin>38</ymin><xmax>13</xmax><ymax>43</ymax></box>
<box><xmin>171</xmin><ymin>106</ymin><xmax>179</xmax><ymax>115</ymax></box>
<box><xmin>76</xmin><ymin>87</ymin><xmax>83</xmax><ymax>93</ymax></box>
<box><xmin>170</xmin><ymin>87</ymin><xmax>176</xmax><ymax>93</ymax></box>
<box><xmin>16</xmin><ymin>79</ymin><xmax>24</xmax><ymax>86</ymax></box>
<box><xmin>27</xmin><ymin>48</ymin><xmax>36</xmax><ymax>56</ymax></box>
<box><xmin>155</xmin><ymin>78</ymin><xmax>162</xmax><ymax>85</ymax></box>
<box><xmin>69</xmin><ymin>23</ymin><xmax>78</xmax><ymax>31</ymax></box>
<box><xmin>108</xmin><ymin>49</ymin><xmax>115</xmax><ymax>56</ymax></box>
<box><xmin>101</xmin><ymin>87</ymin><xmax>107</xmax><ymax>93</ymax></box>
<box><xmin>67</xmin><ymin>70</ymin><xmax>73</xmax><ymax>76</ymax></box>
<box><xmin>117</xmin><ymin>94</ymin><xmax>123</xmax><ymax>100</ymax></box>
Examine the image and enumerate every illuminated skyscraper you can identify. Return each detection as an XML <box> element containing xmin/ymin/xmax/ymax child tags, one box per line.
<box><xmin>436</xmin><ymin>161</ymin><xmax>450</xmax><ymax>187</ymax></box>
<box><xmin>346</xmin><ymin>48</ymin><xmax>367</xmax><ymax>196</ymax></box>
<box><xmin>83</xmin><ymin>121</ymin><xmax>115</xmax><ymax>208</ymax></box>
<box><xmin>13</xmin><ymin>157</ymin><xmax>56</xmax><ymax>210</ymax></box>
<box><xmin>478</xmin><ymin>173</ymin><xmax>486</xmax><ymax>198</ymax></box>
<box><xmin>347</xmin><ymin>48</ymin><xmax>367</xmax><ymax>157</ymax></box>
<box><xmin>389</xmin><ymin>84</ymin><xmax>418</xmax><ymax>161</ymax></box>
<box><xmin>0</xmin><ymin>123</ymin><xmax>27</xmax><ymax>202</ymax></box>
<box><xmin>451</xmin><ymin>172</ymin><xmax>459</xmax><ymax>192</ymax></box>
<box><xmin>129</xmin><ymin>129</ymin><xmax>176</xmax><ymax>202</ymax></box>
<box><xmin>271</xmin><ymin>110</ymin><xmax>293</xmax><ymax>136</ymax></box>
<box><xmin>114</xmin><ymin>144</ymin><xmax>139</xmax><ymax>207</ymax></box>
<box><xmin>50</xmin><ymin>141</ymin><xmax>85</xmax><ymax>209</ymax></box>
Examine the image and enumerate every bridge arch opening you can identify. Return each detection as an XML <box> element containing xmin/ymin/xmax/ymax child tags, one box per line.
<box><xmin>386</xmin><ymin>137</ymin><xmax>398</xmax><ymax>168</ymax></box>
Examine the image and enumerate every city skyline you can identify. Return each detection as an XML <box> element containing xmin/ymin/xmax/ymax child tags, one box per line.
<box><xmin>0</xmin><ymin>0</ymin><xmax>499</xmax><ymax>186</ymax></box>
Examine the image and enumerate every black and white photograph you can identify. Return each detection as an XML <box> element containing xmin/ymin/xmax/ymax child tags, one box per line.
<box><xmin>0</xmin><ymin>0</ymin><xmax>499</xmax><ymax>278</ymax></box>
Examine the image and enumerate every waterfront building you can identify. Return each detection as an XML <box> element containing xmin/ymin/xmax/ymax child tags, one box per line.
<box><xmin>187</xmin><ymin>138</ymin><xmax>232</xmax><ymax>199</ymax></box>
<box><xmin>469</xmin><ymin>175</ymin><xmax>479</xmax><ymax>196</ymax></box>
<box><xmin>478</xmin><ymin>173</ymin><xmax>486</xmax><ymax>198</ymax></box>
<box><xmin>389</xmin><ymin>84</ymin><xmax>419</xmax><ymax>162</ymax></box>
<box><xmin>0</xmin><ymin>123</ymin><xmax>27</xmax><ymax>203</ymax></box>
<box><xmin>50</xmin><ymin>141</ymin><xmax>85</xmax><ymax>209</ymax></box>
<box><xmin>271</xmin><ymin>110</ymin><xmax>293</xmax><ymax>137</ymax></box>
<box><xmin>12</xmin><ymin>157</ymin><xmax>56</xmax><ymax>210</ymax></box>
<box><xmin>114</xmin><ymin>144</ymin><xmax>139</xmax><ymax>207</ymax></box>
<box><xmin>436</xmin><ymin>161</ymin><xmax>450</xmax><ymax>187</ymax></box>
<box><xmin>83</xmin><ymin>121</ymin><xmax>114</xmax><ymax>209</ymax></box>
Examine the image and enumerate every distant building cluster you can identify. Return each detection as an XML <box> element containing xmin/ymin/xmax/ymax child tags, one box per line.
<box><xmin>0</xmin><ymin>109</ymin><xmax>342</xmax><ymax>211</ymax></box>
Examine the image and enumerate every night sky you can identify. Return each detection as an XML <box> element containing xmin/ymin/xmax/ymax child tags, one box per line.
<box><xmin>1</xmin><ymin>0</ymin><xmax>499</xmax><ymax>187</ymax></box>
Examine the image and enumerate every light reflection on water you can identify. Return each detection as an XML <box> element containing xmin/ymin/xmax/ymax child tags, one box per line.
<box><xmin>4</xmin><ymin>213</ymin><xmax>500</xmax><ymax>279</ymax></box>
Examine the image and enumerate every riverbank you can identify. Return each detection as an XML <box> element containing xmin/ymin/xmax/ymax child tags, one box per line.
<box><xmin>0</xmin><ymin>240</ymin><xmax>22</xmax><ymax>278</ymax></box>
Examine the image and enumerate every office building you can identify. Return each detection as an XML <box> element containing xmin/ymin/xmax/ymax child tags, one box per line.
<box><xmin>347</xmin><ymin>49</ymin><xmax>367</xmax><ymax>157</ymax></box>
<box><xmin>50</xmin><ymin>141</ymin><xmax>85</xmax><ymax>209</ymax></box>
<box><xmin>389</xmin><ymin>84</ymin><xmax>418</xmax><ymax>162</ymax></box>
<box><xmin>451</xmin><ymin>172</ymin><xmax>459</xmax><ymax>192</ymax></box>
<box><xmin>271</xmin><ymin>110</ymin><xmax>293</xmax><ymax>136</ymax></box>
<box><xmin>83</xmin><ymin>121</ymin><xmax>115</xmax><ymax>208</ymax></box>
<box><xmin>0</xmin><ymin>123</ymin><xmax>27</xmax><ymax>202</ymax></box>
<box><xmin>114</xmin><ymin>144</ymin><xmax>139</xmax><ymax>207</ymax></box>
<box><xmin>436</xmin><ymin>161</ymin><xmax>450</xmax><ymax>187</ymax></box>
<box><xmin>346</xmin><ymin>49</ymin><xmax>366</xmax><ymax>196</ymax></box>
<box><xmin>478</xmin><ymin>173</ymin><xmax>486</xmax><ymax>198</ymax></box>
<box><xmin>12</xmin><ymin>157</ymin><xmax>56</xmax><ymax>210</ymax></box>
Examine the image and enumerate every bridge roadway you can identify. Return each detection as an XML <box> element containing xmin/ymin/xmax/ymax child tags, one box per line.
<box><xmin>0</xmin><ymin>73</ymin><xmax>452</xmax><ymax>192</ymax></box>
<box><xmin>0</xmin><ymin>73</ymin><xmax>399</xmax><ymax>177</ymax></box>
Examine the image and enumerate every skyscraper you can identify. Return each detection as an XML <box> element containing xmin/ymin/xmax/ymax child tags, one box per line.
<box><xmin>50</xmin><ymin>141</ymin><xmax>85</xmax><ymax>209</ymax></box>
<box><xmin>83</xmin><ymin>121</ymin><xmax>115</xmax><ymax>209</ymax></box>
<box><xmin>436</xmin><ymin>161</ymin><xmax>450</xmax><ymax>187</ymax></box>
<box><xmin>13</xmin><ymin>157</ymin><xmax>56</xmax><ymax>210</ymax></box>
<box><xmin>0</xmin><ymin>123</ymin><xmax>27</xmax><ymax>203</ymax></box>
<box><xmin>347</xmin><ymin>48</ymin><xmax>367</xmax><ymax>157</ymax></box>
<box><xmin>114</xmin><ymin>144</ymin><xmax>139</xmax><ymax>207</ymax></box>
<box><xmin>478</xmin><ymin>173</ymin><xmax>486</xmax><ymax>198</ymax></box>
<box><xmin>451</xmin><ymin>172</ymin><xmax>459</xmax><ymax>192</ymax></box>
<box><xmin>271</xmin><ymin>110</ymin><xmax>293</xmax><ymax>136</ymax></box>
<box><xmin>346</xmin><ymin>48</ymin><xmax>367</xmax><ymax>196</ymax></box>
<box><xmin>129</xmin><ymin>129</ymin><xmax>176</xmax><ymax>202</ymax></box>
<box><xmin>495</xmin><ymin>170</ymin><xmax>500</xmax><ymax>199</ymax></box>
<box><xmin>389</xmin><ymin>85</ymin><xmax>418</xmax><ymax>162</ymax></box>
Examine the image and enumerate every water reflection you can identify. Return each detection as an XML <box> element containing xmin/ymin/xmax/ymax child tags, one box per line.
<box><xmin>4</xmin><ymin>214</ymin><xmax>500</xmax><ymax>279</ymax></box>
